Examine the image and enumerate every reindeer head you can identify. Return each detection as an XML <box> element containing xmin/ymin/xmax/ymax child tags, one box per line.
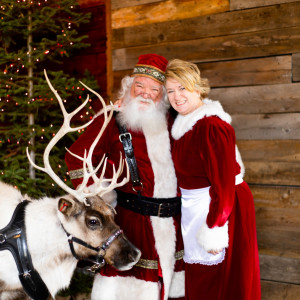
<box><xmin>57</xmin><ymin>195</ymin><xmax>141</xmax><ymax>271</ymax></box>
<box><xmin>26</xmin><ymin>70</ymin><xmax>141</xmax><ymax>271</ymax></box>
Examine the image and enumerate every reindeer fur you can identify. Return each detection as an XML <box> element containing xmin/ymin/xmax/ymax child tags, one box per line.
<box><xmin>0</xmin><ymin>181</ymin><xmax>140</xmax><ymax>300</ymax></box>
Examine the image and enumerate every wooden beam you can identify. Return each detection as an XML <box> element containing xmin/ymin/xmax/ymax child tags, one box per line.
<box><xmin>244</xmin><ymin>161</ymin><xmax>300</xmax><ymax>186</ymax></box>
<box><xmin>198</xmin><ymin>56</ymin><xmax>291</xmax><ymax>88</ymax></box>
<box><xmin>232</xmin><ymin>113</ymin><xmax>300</xmax><ymax>140</ymax></box>
<box><xmin>112</xmin><ymin>26</ymin><xmax>300</xmax><ymax>70</ymax></box>
<box><xmin>259</xmin><ymin>253</ymin><xmax>300</xmax><ymax>284</ymax></box>
<box><xmin>210</xmin><ymin>83</ymin><xmax>300</xmax><ymax>114</ymax></box>
<box><xmin>230</xmin><ymin>0</ymin><xmax>300</xmax><ymax>11</ymax></box>
<box><xmin>261</xmin><ymin>280</ymin><xmax>300</xmax><ymax>300</ymax></box>
<box><xmin>111</xmin><ymin>0</ymin><xmax>229</xmax><ymax>29</ymax></box>
<box><xmin>257</xmin><ymin>228</ymin><xmax>300</xmax><ymax>257</ymax></box>
<box><xmin>237</xmin><ymin>140</ymin><xmax>300</xmax><ymax>163</ymax></box>
<box><xmin>251</xmin><ymin>184</ymin><xmax>300</xmax><ymax>209</ymax></box>
<box><xmin>255</xmin><ymin>206</ymin><xmax>300</xmax><ymax>231</ymax></box>
<box><xmin>111</xmin><ymin>0</ymin><xmax>163</xmax><ymax>10</ymax></box>
<box><xmin>292</xmin><ymin>53</ymin><xmax>300</xmax><ymax>82</ymax></box>
<box><xmin>112</xmin><ymin>2</ymin><xmax>300</xmax><ymax>49</ymax></box>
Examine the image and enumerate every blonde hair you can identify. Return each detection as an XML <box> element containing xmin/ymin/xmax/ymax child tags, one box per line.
<box><xmin>165</xmin><ymin>59</ymin><xmax>210</xmax><ymax>98</ymax></box>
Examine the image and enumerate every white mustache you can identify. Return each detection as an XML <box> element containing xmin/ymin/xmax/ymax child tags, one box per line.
<box><xmin>135</xmin><ymin>96</ymin><xmax>153</xmax><ymax>104</ymax></box>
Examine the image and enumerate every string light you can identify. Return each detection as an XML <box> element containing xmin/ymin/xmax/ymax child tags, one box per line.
<box><xmin>1</xmin><ymin>0</ymin><xmax>94</xmax><ymax>186</ymax></box>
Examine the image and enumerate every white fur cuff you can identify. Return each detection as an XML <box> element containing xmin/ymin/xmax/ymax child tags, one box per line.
<box><xmin>196</xmin><ymin>221</ymin><xmax>229</xmax><ymax>252</ymax></box>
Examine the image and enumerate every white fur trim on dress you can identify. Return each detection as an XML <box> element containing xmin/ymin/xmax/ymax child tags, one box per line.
<box><xmin>91</xmin><ymin>275</ymin><xmax>160</xmax><ymax>300</ymax></box>
<box><xmin>196</xmin><ymin>221</ymin><xmax>229</xmax><ymax>252</ymax></box>
<box><xmin>171</xmin><ymin>98</ymin><xmax>232</xmax><ymax>140</ymax></box>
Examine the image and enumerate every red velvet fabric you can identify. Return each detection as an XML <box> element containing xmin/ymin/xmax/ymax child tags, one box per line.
<box><xmin>65</xmin><ymin>113</ymin><xmax>185</xmax><ymax>296</ymax></box>
<box><xmin>135</xmin><ymin>53</ymin><xmax>168</xmax><ymax>72</ymax></box>
<box><xmin>172</xmin><ymin>116</ymin><xmax>261</xmax><ymax>300</ymax></box>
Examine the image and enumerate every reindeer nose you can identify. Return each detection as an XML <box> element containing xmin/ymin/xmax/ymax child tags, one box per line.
<box><xmin>131</xmin><ymin>248</ymin><xmax>141</xmax><ymax>262</ymax></box>
<box><xmin>128</xmin><ymin>253</ymin><xmax>136</xmax><ymax>263</ymax></box>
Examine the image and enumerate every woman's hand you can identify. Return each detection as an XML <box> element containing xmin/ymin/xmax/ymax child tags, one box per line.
<box><xmin>208</xmin><ymin>249</ymin><xmax>223</xmax><ymax>255</ymax></box>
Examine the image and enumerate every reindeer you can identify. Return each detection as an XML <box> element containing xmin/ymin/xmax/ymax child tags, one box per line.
<box><xmin>0</xmin><ymin>71</ymin><xmax>141</xmax><ymax>300</ymax></box>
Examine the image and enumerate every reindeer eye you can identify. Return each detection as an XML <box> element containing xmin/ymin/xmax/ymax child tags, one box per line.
<box><xmin>87</xmin><ymin>217</ymin><xmax>101</xmax><ymax>229</ymax></box>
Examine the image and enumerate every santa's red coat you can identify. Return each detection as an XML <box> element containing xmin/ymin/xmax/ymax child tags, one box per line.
<box><xmin>65</xmin><ymin>111</ymin><xmax>185</xmax><ymax>300</ymax></box>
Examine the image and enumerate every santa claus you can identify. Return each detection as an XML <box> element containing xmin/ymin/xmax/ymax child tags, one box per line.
<box><xmin>65</xmin><ymin>54</ymin><xmax>185</xmax><ymax>300</ymax></box>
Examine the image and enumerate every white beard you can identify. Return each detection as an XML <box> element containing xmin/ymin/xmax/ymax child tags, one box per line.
<box><xmin>117</xmin><ymin>92</ymin><xmax>168</xmax><ymax>135</ymax></box>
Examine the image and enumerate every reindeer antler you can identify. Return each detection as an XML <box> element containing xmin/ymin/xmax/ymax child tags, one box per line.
<box><xmin>26</xmin><ymin>70</ymin><xmax>129</xmax><ymax>204</ymax></box>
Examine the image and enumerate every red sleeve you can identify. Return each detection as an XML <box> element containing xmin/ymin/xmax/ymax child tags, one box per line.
<box><xmin>202</xmin><ymin>117</ymin><xmax>237</xmax><ymax>228</ymax></box>
<box><xmin>65</xmin><ymin>115</ymin><xmax>109</xmax><ymax>188</ymax></box>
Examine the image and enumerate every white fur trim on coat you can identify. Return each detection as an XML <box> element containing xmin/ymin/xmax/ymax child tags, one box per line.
<box><xmin>196</xmin><ymin>221</ymin><xmax>229</xmax><ymax>252</ymax></box>
<box><xmin>169</xmin><ymin>271</ymin><xmax>185</xmax><ymax>298</ymax></box>
<box><xmin>91</xmin><ymin>275</ymin><xmax>160</xmax><ymax>300</ymax></box>
<box><xmin>150</xmin><ymin>216</ymin><xmax>177</xmax><ymax>300</ymax></box>
<box><xmin>171</xmin><ymin>98</ymin><xmax>232</xmax><ymax>140</ymax></box>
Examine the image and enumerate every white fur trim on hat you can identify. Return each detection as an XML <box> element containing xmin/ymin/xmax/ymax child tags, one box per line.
<box><xmin>196</xmin><ymin>221</ymin><xmax>229</xmax><ymax>252</ymax></box>
<box><xmin>171</xmin><ymin>98</ymin><xmax>232</xmax><ymax>140</ymax></box>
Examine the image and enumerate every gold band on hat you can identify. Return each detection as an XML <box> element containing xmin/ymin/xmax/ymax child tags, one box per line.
<box><xmin>133</xmin><ymin>64</ymin><xmax>165</xmax><ymax>83</ymax></box>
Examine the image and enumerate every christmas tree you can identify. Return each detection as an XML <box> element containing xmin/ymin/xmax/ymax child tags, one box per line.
<box><xmin>0</xmin><ymin>0</ymin><xmax>100</xmax><ymax>198</ymax></box>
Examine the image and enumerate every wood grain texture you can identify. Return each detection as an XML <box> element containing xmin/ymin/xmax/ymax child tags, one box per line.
<box><xmin>111</xmin><ymin>0</ymin><xmax>229</xmax><ymax>29</ymax></box>
<box><xmin>111</xmin><ymin>0</ymin><xmax>163</xmax><ymax>10</ymax></box>
<box><xmin>257</xmin><ymin>229</ymin><xmax>300</xmax><ymax>257</ymax></box>
<box><xmin>259</xmin><ymin>253</ymin><xmax>300</xmax><ymax>283</ymax></box>
<box><xmin>244</xmin><ymin>161</ymin><xmax>300</xmax><ymax>185</ymax></box>
<box><xmin>230</xmin><ymin>0</ymin><xmax>300</xmax><ymax>10</ymax></box>
<box><xmin>250</xmin><ymin>184</ymin><xmax>300</xmax><ymax>209</ymax></box>
<box><xmin>292</xmin><ymin>53</ymin><xmax>300</xmax><ymax>82</ymax></box>
<box><xmin>198</xmin><ymin>56</ymin><xmax>291</xmax><ymax>88</ymax></box>
<box><xmin>237</xmin><ymin>140</ymin><xmax>300</xmax><ymax>162</ymax></box>
<box><xmin>112</xmin><ymin>2</ymin><xmax>300</xmax><ymax>48</ymax></box>
<box><xmin>232</xmin><ymin>113</ymin><xmax>300</xmax><ymax>140</ymax></box>
<box><xmin>112</xmin><ymin>26</ymin><xmax>300</xmax><ymax>70</ymax></box>
<box><xmin>210</xmin><ymin>83</ymin><xmax>300</xmax><ymax>114</ymax></box>
<box><xmin>255</xmin><ymin>206</ymin><xmax>300</xmax><ymax>231</ymax></box>
<box><xmin>261</xmin><ymin>280</ymin><xmax>300</xmax><ymax>300</ymax></box>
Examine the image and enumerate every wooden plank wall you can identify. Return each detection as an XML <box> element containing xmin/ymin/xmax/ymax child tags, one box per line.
<box><xmin>110</xmin><ymin>0</ymin><xmax>300</xmax><ymax>299</ymax></box>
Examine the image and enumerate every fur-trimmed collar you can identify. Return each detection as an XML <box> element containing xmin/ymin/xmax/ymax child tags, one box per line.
<box><xmin>171</xmin><ymin>99</ymin><xmax>232</xmax><ymax>140</ymax></box>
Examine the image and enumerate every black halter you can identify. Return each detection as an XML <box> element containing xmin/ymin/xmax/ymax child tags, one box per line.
<box><xmin>62</xmin><ymin>226</ymin><xmax>123</xmax><ymax>273</ymax></box>
<box><xmin>0</xmin><ymin>201</ymin><xmax>49</xmax><ymax>300</ymax></box>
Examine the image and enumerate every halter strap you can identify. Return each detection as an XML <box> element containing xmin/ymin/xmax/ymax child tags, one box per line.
<box><xmin>0</xmin><ymin>201</ymin><xmax>49</xmax><ymax>300</ymax></box>
<box><xmin>62</xmin><ymin>225</ymin><xmax>123</xmax><ymax>273</ymax></box>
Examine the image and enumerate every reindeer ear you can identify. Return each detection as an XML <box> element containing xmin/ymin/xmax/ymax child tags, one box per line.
<box><xmin>58</xmin><ymin>197</ymin><xmax>77</xmax><ymax>217</ymax></box>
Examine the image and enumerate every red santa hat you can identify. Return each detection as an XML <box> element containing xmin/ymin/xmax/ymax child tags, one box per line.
<box><xmin>132</xmin><ymin>54</ymin><xmax>168</xmax><ymax>83</ymax></box>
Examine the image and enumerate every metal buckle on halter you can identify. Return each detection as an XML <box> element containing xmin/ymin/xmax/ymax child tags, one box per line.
<box><xmin>87</xmin><ymin>258</ymin><xmax>105</xmax><ymax>273</ymax></box>
<box><xmin>0</xmin><ymin>234</ymin><xmax>5</xmax><ymax>244</ymax></box>
<box><xmin>119</xmin><ymin>132</ymin><xmax>132</xmax><ymax>142</ymax></box>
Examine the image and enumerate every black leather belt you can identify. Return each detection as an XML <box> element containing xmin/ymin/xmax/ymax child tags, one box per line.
<box><xmin>116</xmin><ymin>190</ymin><xmax>181</xmax><ymax>218</ymax></box>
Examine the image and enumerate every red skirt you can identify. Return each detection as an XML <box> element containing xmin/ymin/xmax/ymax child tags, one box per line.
<box><xmin>185</xmin><ymin>182</ymin><xmax>261</xmax><ymax>300</ymax></box>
